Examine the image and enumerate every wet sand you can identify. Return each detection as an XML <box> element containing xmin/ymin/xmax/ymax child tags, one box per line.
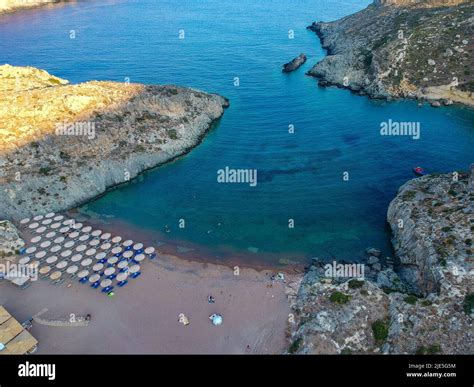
<box><xmin>0</xmin><ymin>251</ymin><xmax>296</xmax><ymax>354</ymax></box>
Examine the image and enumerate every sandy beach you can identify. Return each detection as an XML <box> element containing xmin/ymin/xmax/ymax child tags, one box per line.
<box><xmin>0</xmin><ymin>246</ymin><xmax>295</xmax><ymax>354</ymax></box>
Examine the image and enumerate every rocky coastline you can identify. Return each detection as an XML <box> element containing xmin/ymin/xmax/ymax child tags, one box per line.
<box><xmin>287</xmin><ymin>165</ymin><xmax>473</xmax><ymax>354</ymax></box>
<box><xmin>306</xmin><ymin>0</ymin><xmax>474</xmax><ymax>107</ymax></box>
<box><xmin>0</xmin><ymin>65</ymin><xmax>229</xmax><ymax>220</ymax></box>
<box><xmin>0</xmin><ymin>0</ymin><xmax>70</xmax><ymax>14</ymax></box>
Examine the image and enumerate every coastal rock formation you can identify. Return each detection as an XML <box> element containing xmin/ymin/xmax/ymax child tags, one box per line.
<box><xmin>289</xmin><ymin>166</ymin><xmax>473</xmax><ymax>354</ymax></box>
<box><xmin>282</xmin><ymin>54</ymin><xmax>307</xmax><ymax>73</ymax></box>
<box><xmin>307</xmin><ymin>0</ymin><xmax>474</xmax><ymax>106</ymax></box>
<box><xmin>0</xmin><ymin>65</ymin><xmax>229</xmax><ymax>220</ymax></box>
<box><xmin>0</xmin><ymin>0</ymin><xmax>69</xmax><ymax>14</ymax></box>
<box><xmin>0</xmin><ymin>220</ymin><xmax>24</xmax><ymax>258</ymax></box>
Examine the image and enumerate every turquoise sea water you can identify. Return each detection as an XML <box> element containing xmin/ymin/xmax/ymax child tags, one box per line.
<box><xmin>1</xmin><ymin>0</ymin><xmax>473</xmax><ymax>265</ymax></box>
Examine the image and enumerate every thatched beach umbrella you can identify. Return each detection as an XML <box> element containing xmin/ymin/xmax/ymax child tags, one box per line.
<box><xmin>85</xmin><ymin>248</ymin><xmax>97</xmax><ymax>257</ymax></box>
<box><xmin>95</xmin><ymin>252</ymin><xmax>106</xmax><ymax>261</ymax></box>
<box><xmin>19</xmin><ymin>257</ymin><xmax>30</xmax><ymax>265</ymax></box>
<box><xmin>77</xmin><ymin>270</ymin><xmax>89</xmax><ymax>279</ymax></box>
<box><xmin>30</xmin><ymin>236</ymin><xmax>41</xmax><ymax>244</ymax></box>
<box><xmin>64</xmin><ymin>241</ymin><xmax>75</xmax><ymax>249</ymax></box>
<box><xmin>42</xmin><ymin>219</ymin><xmax>52</xmax><ymax>226</ymax></box>
<box><xmin>133</xmin><ymin>243</ymin><xmax>143</xmax><ymax>251</ymax></box>
<box><xmin>53</xmin><ymin>215</ymin><xmax>64</xmax><ymax>222</ymax></box>
<box><xmin>111</xmin><ymin>246</ymin><xmax>122</xmax><ymax>255</ymax></box>
<box><xmin>45</xmin><ymin>212</ymin><xmax>55</xmax><ymax>219</ymax></box>
<box><xmin>89</xmin><ymin>239</ymin><xmax>100</xmax><ymax>247</ymax></box>
<box><xmin>33</xmin><ymin>215</ymin><xmax>44</xmax><ymax>222</ymax></box>
<box><xmin>82</xmin><ymin>226</ymin><xmax>92</xmax><ymax>233</ymax></box>
<box><xmin>45</xmin><ymin>231</ymin><xmax>56</xmax><ymax>239</ymax></box>
<box><xmin>59</xmin><ymin>227</ymin><xmax>71</xmax><ymax>234</ymax></box>
<box><xmin>39</xmin><ymin>266</ymin><xmax>51</xmax><ymax>275</ymax></box>
<box><xmin>28</xmin><ymin>222</ymin><xmax>39</xmax><ymax>229</ymax></box>
<box><xmin>67</xmin><ymin>265</ymin><xmax>79</xmax><ymax>274</ymax></box>
<box><xmin>71</xmin><ymin>254</ymin><xmax>82</xmax><ymax>263</ymax></box>
<box><xmin>107</xmin><ymin>256</ymin><xmax>118</xmax><ymax>265</ymax></box>
<box><xmin>123</xmin><ymin>240</ymin><xmax>133</xmax><ymax>248</ymax></box>
<box><xmin>111</xmin><ymin>236</ymin><xmax>122</xmax><ymax>244</ymax></box>
<box><xmin>50</xmin><ymin>245</ymin><xmax>61</xmax><ymax>253</ymax></box>
<box><xmin>73</xmin><ymin>223</ymin><xmax>83</xmax><ymax>230</ymax></box>
<box><xmin>46</xmin><ymin>256</ymin><xmax>58</xmax><ymax>264</ymax></box>
<box><xmin>91</xmin><ymin>230</ymin><xmax>102</xmax><ymax>237</ymax></box>
<box><xmin>63</xmin><ymin>219</ymin><xmax>74</xmax><ymax>226</ymax></box>
<box><xmin>89</xmin><ymin>273</ymin><xmax>100</xmax><ymax>283</ymax></box>
<box><xmin>100</xmin><ymin>233</ymin><xmax>111</xmax><ymax>240</ymax></box>
<box><xmin>20</xmin><ymin>218</ymin><xmax>30</xmax><ymax>225</ymax></box>
<box><xmin>40</xmin><ymin>241</ymin><xmax>51</xmax><ymax>249</ymax></box>
<box><xmin>129</xmin><ymin>264</ymin><xmax>140</xmax><ymax>274</ymax></box>
<box><xmin>116</xmin><ymin>272</ymin><xmax>128</xmax><ymax>282</ymax></box>
<box><xmin>50</xmin><ymin>271</ymin><xmax>62</xmax><ymax>281</ymax></box>
<box><xmin>76</xmin><ymin>244</ymin><xmax>87</xmax><ymax>253</ymax></box>
<box><xmin>35</xmin><ymin>251</ymin><xmax>46</xmax><ymax>259</ymax></box>
<box><xmin>104</xmin><ymin>267</ymin><xmax>115</xmax><ymax>277</ymax></box>
<box><xmin>100</xmin><ymin>279</ymin><xmax>112</xmax><ymax>288</ymax></box>
<box><xmin>56</xmin><ymin>261</ymin><xmax>68</xmax><ymax>270</ymax></box>
<box><xmin>117</xmin><ymin>260</ymin><xmax>128</xmax><ymax>269</ymax></box>
<box><xmin>123</xmin><ymin>251</ymin><xmax>133</xmax><ymax>259</ymax></box>
<box><xmin>35</xmin><ymin>226</ymin><xmax>47</xmax><ymax>234</ymax></box>
<box><xmin>93</xmin><ymin>263</ymin><xmax>104</xmax><ymax>272</ymax></box>
<box><xmin>60</xmin><ymin>250</ymin><xmax>72</xmax><ymax>258</ymax></box>
<box><xmin>144</xmin><ymin>247</ymin><xmax>155</xmax><ymax>255</ymax></box>
<box><xmin>25</xmin><ymin>246</ymin><xmax>37</xmax><ymax>254</ymax></box>
<box><xmin>68</xmin><ymin>231</ymin><xmax>80</xmax><ymax>239</ymax></box>
<box><xmin>100</xmin><ymin>242</ymin><xmax>111</xmax><ymax>251</ymax></box>
<box><xmin>134</xmin><ymin>254</ymin><xmax>145</xmax><ymax>262</ymax></box>
<box><xmin>78</xmin><ymin>234</ymin><xmax>90</xmax><ymax>242</ymax></box>
<box><xmin>50</xmin><ymin>222</ymin><xmax>61</xmax><ymax>229</ymax></box>
<box><xmin>81</xmin><ymin>258</ymin><xmax>92</xmax><ymax>267</ymax></box>
<box><xmin>53</xmin><ymin>236</ymin><xmax>65</xmax><ymax>244</ymax></box>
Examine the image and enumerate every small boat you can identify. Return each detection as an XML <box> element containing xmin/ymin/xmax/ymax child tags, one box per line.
<box><xmin>413</xmin><ymin>166</ymin><xmax>426</xmax><ymax>176</ymax></box>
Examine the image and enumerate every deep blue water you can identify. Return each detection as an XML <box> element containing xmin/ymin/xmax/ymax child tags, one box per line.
<box><xmin>1</xmin><ymin>0</ymin><xmax>473</xmax><ymax>265</ymax></box>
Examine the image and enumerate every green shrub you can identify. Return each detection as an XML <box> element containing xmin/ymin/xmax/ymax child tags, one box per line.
<box><xmin>348</xmin><ymin>279</ymin><xmax>364</xmax><ymax>289</ymax></box>
<box><xmin>404</xmin><ymin>295</ymin><xmax>418</xmax><ymax>305</ymax></box>
<box><xmin>421</xmin><ymin>300</ymin><xmax>432</xmax><ymax>307</ymax></box>
<box><xmin>330</xmin><ymin>291</ymin><xmax>351</xmax><ymax>305</ymax></box>
<box><xmin>372</xmin><ymin>320</ymin><xmax>388</xmax><ymax>342</ymax></box>
<box><xmin>288</xmin><ymin>337</ymin><xmax>302</xmax><ymax>354</ymax></box>
<box><xmin>463</xmin><ymin>293</ymin><xmax>474</xmax><ymax>315</ymax></box>
<box><xmin>417</xmin><ymin>344</ymin><xmax>442</xmax><ymax>354</ymax></box>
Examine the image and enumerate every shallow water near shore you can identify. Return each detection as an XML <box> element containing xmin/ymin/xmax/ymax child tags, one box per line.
<box><xmin>1</xmin><ymin>0</ymin><xmax>473</xmax><ymax>265</ymax></box>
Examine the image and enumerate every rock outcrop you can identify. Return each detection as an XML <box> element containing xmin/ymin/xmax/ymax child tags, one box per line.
<box><xmin>0</xmin><ymin>65</ymin><xmax>228</xmax><ymax>220</ymax></box>
<box><xmin>307</xmin><ymin>0</ymin><xmax>474</xmax><ymax>106</ymax></box>
<box><xmin>288</xmin><ymin>165</ymin><xmax>473</xmax><ymax>354</ymax></box>
<box><xmin>0</xmin><ymin>0</ymin><xmax>69</xmax><ymax>14</ymax></box>
<box><xmin>282</xmin><ymin>54</ymin><xmax>307</xmax><ymax>73</ymax></box>
<box><xmin>0</xmin><ymin>220</ymin><xmax>24</xmax><ymax>258</ymax></box>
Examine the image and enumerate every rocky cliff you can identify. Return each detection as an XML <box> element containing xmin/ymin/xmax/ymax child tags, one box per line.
<box><xmin>0</xmin><ymin>65</ymin><xmax>228</xmax><ymax>220</ymax></box>
<box><xmin>288</xmin><ymin>165</ymin><xmax>473</xmax><ymax>354</ymax></box>
<box><xmin>0</xmin><ymin>0</ymin><xmax>71</xmax><ymax>14</ymax></box>
<box><xmin>307</xmin><ymin>0</ymin><xmax>474</xmax><ymax>106</ymax></box>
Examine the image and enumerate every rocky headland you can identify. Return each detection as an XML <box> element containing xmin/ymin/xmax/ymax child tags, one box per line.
<box><xmin>307</xmin><ymin>0</ymin><xmax>474</xmax><ymax>107</ymax></box>
<box><xmin>0</xmin><ymin>65</ymin><xmax>228</xmax><ymax>220</ymax></box>
<box><xmin>287</xmin><ymin>165</ymin><xmax>473</xmax><ymax>354</ymax></box>
<box><xmin>0</xmin><ymin>0</ymin><xmax>71</xmax><ymax>14</ymax></box>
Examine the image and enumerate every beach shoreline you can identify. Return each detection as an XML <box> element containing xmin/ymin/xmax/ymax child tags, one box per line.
<box><xmin>1</xmin><ymin>223</ymin><xmax>299</xmax><ymax>354</ymax></box>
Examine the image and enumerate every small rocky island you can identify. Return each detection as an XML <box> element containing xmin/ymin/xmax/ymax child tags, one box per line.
<box><xmin>307</xmin><ymin>0</ymin><xmax>474</xmax><ymax>106</ymax></box>
<box><xmin>287</xmin><ymin>165</ymin><xmax>473</xmax><ymax>354</ymax></box>
<box><xmin>0</xmin><ymin>0</ymin><xmax>66</xmax><ymax>14</ymax></box>
<box><xmin>282</xmin><ymin>54</ymin><xmax>307</xmax><ymax>73</ymax></box>
<box><xmin>0</xmin><ymin>65</ymin><xmax>228</xmax><ymax>220</ymax></box>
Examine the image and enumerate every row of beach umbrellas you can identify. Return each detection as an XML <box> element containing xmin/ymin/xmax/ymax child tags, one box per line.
<box><xmin>18</xmin><ymin>213</ymin><xmax>157</xmax><ymax>294</ymax></box>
